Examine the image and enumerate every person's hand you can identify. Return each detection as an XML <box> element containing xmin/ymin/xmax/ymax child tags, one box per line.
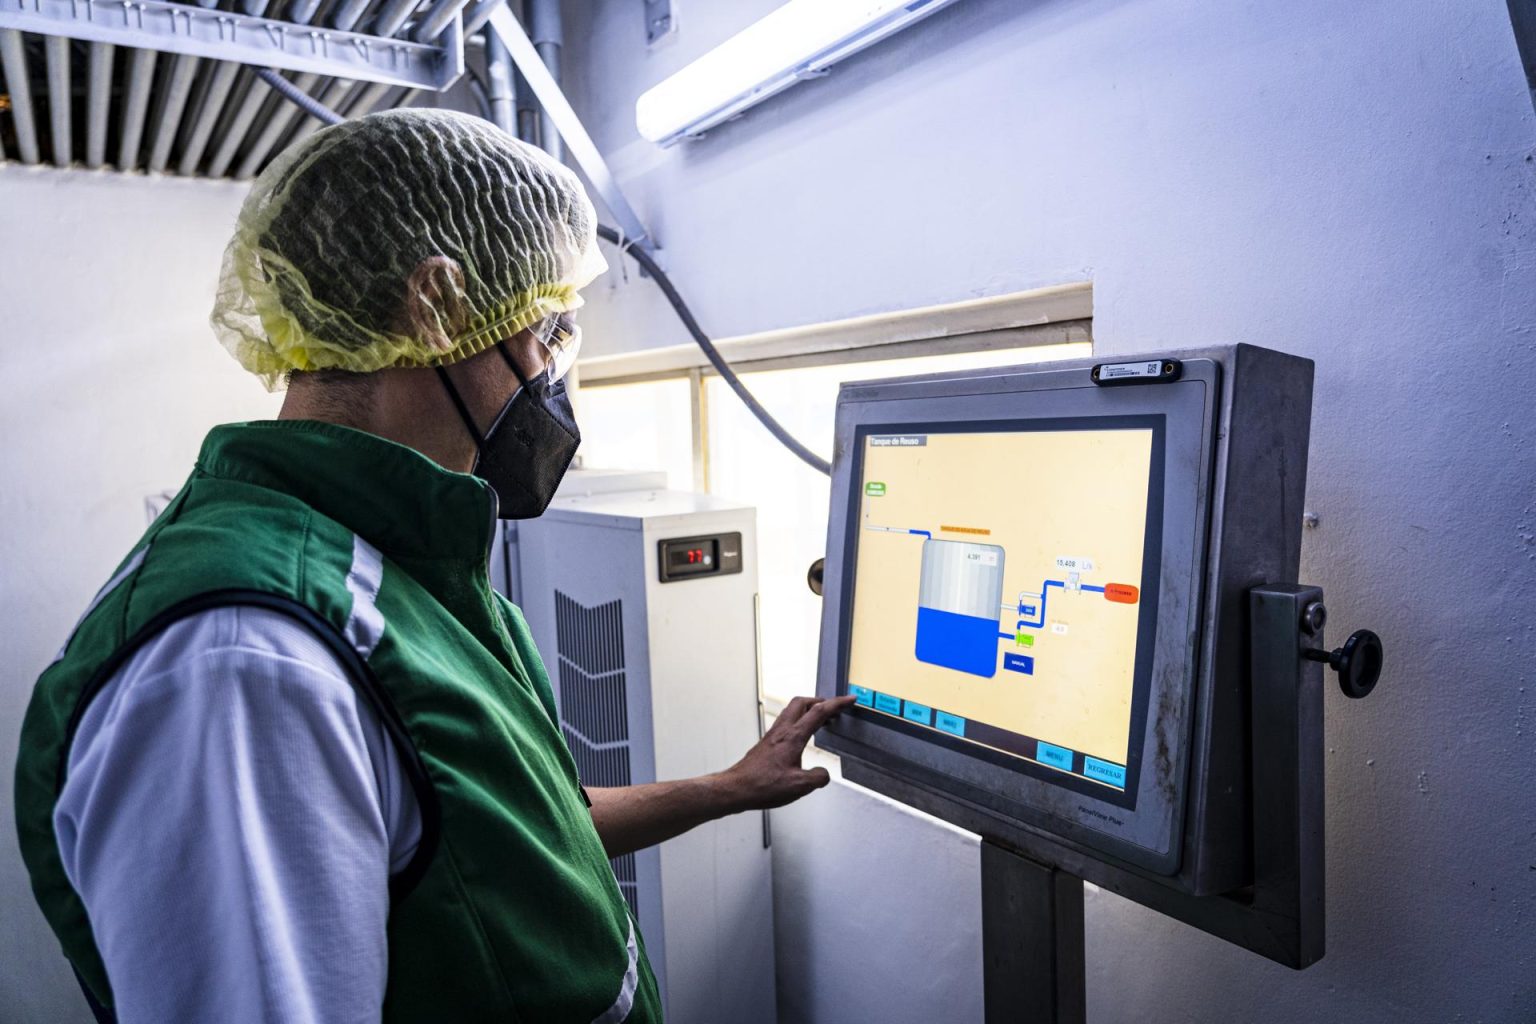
<box><xmin>719</xmin><ymin>695</ymin><xmax>858</xmax><ymax>811</ymax></box>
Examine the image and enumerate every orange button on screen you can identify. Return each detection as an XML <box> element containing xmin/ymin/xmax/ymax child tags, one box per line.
<box><xmin>1104</xmin><ymin>583</ymin><xmax>1140</xmax><ymax>604</ymax></box>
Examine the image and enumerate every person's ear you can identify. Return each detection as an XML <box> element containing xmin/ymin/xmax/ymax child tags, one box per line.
<box><xmin>402</xmin><ymin>256</ymin><xmax>470</xmax><ymax>354</ymax></box>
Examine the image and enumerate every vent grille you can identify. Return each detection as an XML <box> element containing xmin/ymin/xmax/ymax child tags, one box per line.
<box><xmin>611</xmin><ymin>851</ymin><xmax>639</xmax><ymax>919</ymax></box>
<box><xmin>555</xmin><ymin>590</ymin><xmax>626</xmax><ymax>675</ymax></box>
<box><xmin>558</xmin><ymin>655</ymin><xmax>630</xmax><ymax>746</ymax></box>
<box><xmin>554</xmin><ymin>590</ymin><xmax>637</xmax><ymax>914</ymax></box>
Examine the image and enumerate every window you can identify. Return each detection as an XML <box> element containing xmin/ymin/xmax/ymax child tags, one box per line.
<box><xmin>574</xmin><ymin>376</ymin><xmax>695</xmax><ymax>489</ymax></box>
<box><xmin>572</xmin><ymin>285</ymin><xmax>1092</xmax><ymax>704</ymax></box>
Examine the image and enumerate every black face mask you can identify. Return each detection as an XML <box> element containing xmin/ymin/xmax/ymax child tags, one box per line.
<box><xmin>436</xmin><ymin>344</ymin><xmax>581</xmax><ymax>520</ymax></box>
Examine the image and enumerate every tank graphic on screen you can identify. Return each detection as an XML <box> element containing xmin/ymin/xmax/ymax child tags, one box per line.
<box><xmin>915</xmin><ymin>539</ymin><xmax>1007</xmax><ymax>677</ymax></box>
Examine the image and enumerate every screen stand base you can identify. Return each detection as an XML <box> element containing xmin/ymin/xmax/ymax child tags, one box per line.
<box><xmin>981</xmin><ymin>840</ymin><xmax>1086</xmax><ymax>1024</ymax></box>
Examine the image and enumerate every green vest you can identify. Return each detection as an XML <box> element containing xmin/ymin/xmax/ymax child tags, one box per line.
<box><xmin>14</xmin><ymin>420</ymin><xmax>663</xmax><ymax>1023</ymax></box>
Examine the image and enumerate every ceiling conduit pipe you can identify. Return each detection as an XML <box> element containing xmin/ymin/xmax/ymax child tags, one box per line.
<box><xmin>145</xmin><ymin>0</ymin><xmax>221</xmax><ymax>171</ymax></box>
<box><xmin>232</xmin><ymin>0</ymin><xmax>330</xmax><ymax>178</ymax></box>
<box><xmin>342</xmin><ymin>79</ymin><xmax>395</xmax><ymax>118</ymax></box>
<box><xmin>176</xmin><ymin>61</ymin><xmax>243</xmax><ymax>175</ymax></box>
<box><xmin>461</xmin><ymin>0</ymin><xmax>502</xmax><ymax>38</ymax></box>
<box><xmin>371</xmin><ymin>0</ymin><xmax>422</xmax><ymax>39</ymax></box>
<box><xmin>116</xmin><ymin>47</ymin><xmax>158</xmax><ymax>170</ymax></box>
<box><xmin>310</xmin><ymin>0</ymin><xmax>456</xmax><ymax>130</ymax></box>
<box><xmin>146</xmin><ymin>52</ymin><xmax>200</xmax><ymax>171</ymax></box>
<box><xmin>147</xmin><ymin>0</ymin><xmax>220</xmax><ymax>173</ymax></box>
<box><xmin>352</xmin><ymin>0</ymin><xmax>485</xmax><ymax>122</ymax></box>
<box><xmin>413</xmin><ymin>0</ymin><xmax>471</xmax><ymax>43</ymax></box>
<box><xmin>176</xmin><ymin>0</ymin><xmax>270</xmax><ymax>176</ymax></box>
<box><xmin>526</xmin><ymin>0</ymin><xmax>561</xmax><ymax>159</ymax></box>
<box><xmin>0</xmin><ymin>30</ymin><xmax>41</xmax><ymax>164</ymax></box>
<box><xmin>286</xmin><ymin>0</ymin><xmax>326</xmax><ymax>25</ymax></box>
<box><xmin>205</xmin><ymin>0</ymin><xmax>328</xmax><ymax>177</ymax></box>
<box><xmin>371</xmin><ymin>0</ymin><xmax>473</xmax><ymax>122</ymax></box>
<box><xmin>513</xmin><ymin>68</ymin><xmax>536</xmax><ymax>141</ymax></box>
<box><xmin>282</xmin><ymin>0</ymin><xmax>466</xmax><ymax>129</ymax></box>
<box><xmin>503</xmin><ymin>8</ymin><xmax>536</xmax><ymax>142</ymax></box>
<box><xmin>329</xmin><ymin>0</ymin><xmax>374</xmax><ymax>32</ymax></box>
<box><xmin>485</xmin><ymin>25</ymin><xmax>515</xmax><ymax>135</ymax></box>
<box><xmin>44</xmin><ymin>34</ymin><xmax>69</xmax><ymax>166</ymax></box>
<box><xmin>270</xmin><ymin>0</ymin><xmax>376</xmax><ymax>152</ymax></box>
<box><xmin>232</xmin><ymin>68</ymin><xmax>316</xmax><ymax>177</ymax></box>
<box><xmin>201</xmin><ymin>84</ymin><xmax>258</xmax><ymax>178</ymax></box>
<box><xmin>367</xmin><ymin>84</ymin><xmax>421</xmax><ymax>113</ymax></box>
<box><xmin>282</xmin><ymin>76</ymin><xmax>355</xmax><ymax>144</ymax></box>
<box><xmin>239</xmin><ymin>0</ymin><xmax>400</xmax><ymax>166</ymax></box>
<box><xmin>204</xmin><ymin>70</ymin><xmax>270</xmax><ymax>177</ymax></box>
<box><xmin>85</xmin><ymin>43</ymin><xmax>115</xmax><ymax>168</ymax></box>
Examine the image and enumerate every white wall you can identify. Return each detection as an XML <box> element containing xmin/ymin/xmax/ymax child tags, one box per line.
<box><xmin>563</xmin><ymin>1</ymin><xmax>1536</xmax><ymax>1020</ymax></box>
<box><xmin>0</xmin><ymin>167</ymin><xmax>276</xmax><ymax>1021</ymax></box>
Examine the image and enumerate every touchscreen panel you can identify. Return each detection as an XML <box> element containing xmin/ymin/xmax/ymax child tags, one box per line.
<box><xmin>844</xmin><ymin>420</ymin><xmax>1162</xmax><ymax>805</ymax></box>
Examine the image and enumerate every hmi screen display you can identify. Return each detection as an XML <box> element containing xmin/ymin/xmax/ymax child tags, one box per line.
<box><xmin>844</xmin><ymin>420</ymin><xmax>1163</xmax><ymax>807</ymax></box>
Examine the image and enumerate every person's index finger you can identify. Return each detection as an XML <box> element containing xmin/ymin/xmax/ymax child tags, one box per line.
<box><xmin>778</xmin><ymin>695</ymin><xmax>814</xmax><ymax>724</ymax></box>
<box><xmin>797</xmin><ymin>695</ymin><xmax>857</xmax><ymax>735</ymax></box>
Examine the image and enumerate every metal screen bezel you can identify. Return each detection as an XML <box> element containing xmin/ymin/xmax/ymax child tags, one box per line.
<box><xmin>816</xmin><ymin>358</ymin><xmax>1218</xmax><ymax>875</ymax></box>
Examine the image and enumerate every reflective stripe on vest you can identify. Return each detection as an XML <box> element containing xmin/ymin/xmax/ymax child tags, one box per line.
<box><xmin>344</xmin><ymin>535</ymin><xmax>386</xmax><ymax>658</ymax></box>
<box><xmin>592</xmin><ymin>918</ymin><xmax>640</xmax><ymax>1024</ymax></box>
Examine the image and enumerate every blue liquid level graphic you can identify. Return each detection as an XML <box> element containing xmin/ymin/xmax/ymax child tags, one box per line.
<box><xmin>915</xmin><ymin>606</ymin><xmax>1001</xmax><ymax>678</ymax></box>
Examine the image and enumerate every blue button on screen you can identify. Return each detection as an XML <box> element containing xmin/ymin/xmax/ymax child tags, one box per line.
<box><xmin>1083</xmin><ymin>757</ymin><xmax>1127</xmax><ymax>788</ymax></box>
<box><xmin>934</xmin><ymin>712</ymin><xmax>966</xmax><ymax>737</ymax></box>
<box><xmin>1036</xmin><ymin>742</ymin><xmax>1073</xmax><ymax>771</ymax></box>
<box><xmin>850</xmin><ymin>685</ymin><xmax>874</xmax><ymax>707</ymax></box>
<box><xmin>1003</xmin><ymin>653</ymin><xmax>1035</xmax><ymax>675</ymax></box>
<box><xmin>902</xmin><ymin>701</ymin><xmax>933</xmax><ymax>725</ymax></box>
<box><xmin>874</xmin><ymin>692</ymin><xmax>902</xmax><ymax>715</ymax></box>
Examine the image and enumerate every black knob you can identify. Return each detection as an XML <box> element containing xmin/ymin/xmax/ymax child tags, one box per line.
<box><xmin>1304</xmin><ymin>629</ymin><xmax>1383</xmax><ymax>699</ymax></box>
<box><xmin>807</xmin><ymin>558</ymin><xmax>825</xmax><ymax>597</ymax></box>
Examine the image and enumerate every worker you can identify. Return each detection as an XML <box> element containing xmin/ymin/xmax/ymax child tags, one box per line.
<box><xmin>14</xmin><ymin>109</ymin><xmax>852</xmax><ymax>1024</ymax></box>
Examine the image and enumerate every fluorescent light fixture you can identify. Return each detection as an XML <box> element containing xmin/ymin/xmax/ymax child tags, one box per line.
<box><xmin>635</xmin><ymin>0</ymin><xmax>962</xmax><ymax>147</ymax></box>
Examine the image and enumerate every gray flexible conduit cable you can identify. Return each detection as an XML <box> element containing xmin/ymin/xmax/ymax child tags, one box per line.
<box><xmin>255</xmin><ymin>68</ymin><xmax>833</xmax><ymax>477</ymax></box>
<box><xmin>592</xmin><ymin>225</ymin><xmax>832</xmax><ymax>476</ymax></box>
<box><xmin>255</xmin><ymin>68</ymin><xmax>347</xmax><ymax>125</ymax></box>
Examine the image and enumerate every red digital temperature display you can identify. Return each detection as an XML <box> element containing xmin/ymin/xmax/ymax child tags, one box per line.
<box><xmin>658</xmin><ymin>533</ymin><xmax>742</xmax><ymax>584</ymax></box>
<box><xmin>666</xmin><ymin>539</ymin><xmax>717</xmax><ymax>574</ymax></box>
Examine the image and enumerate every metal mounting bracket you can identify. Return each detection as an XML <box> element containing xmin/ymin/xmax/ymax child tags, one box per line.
<box><xmin>643</xmin><ymin>0</ymin><xmax>674</xmax><ymax>46</ymax></box>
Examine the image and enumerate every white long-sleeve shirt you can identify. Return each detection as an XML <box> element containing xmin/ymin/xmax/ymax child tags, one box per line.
<box><xmin>54</xmin><ymin>605</ymin><xmax>423</xmax><ymax>1024</ymax></box>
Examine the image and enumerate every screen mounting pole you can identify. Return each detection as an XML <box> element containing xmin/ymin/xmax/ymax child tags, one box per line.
<box><xmin>981</xmin><ymin>842</ymin><xmax>1086</xmax><ymax>1024</ymax></box>
<box><xmin>971</xmin><ymin>582</ymin><xmax>1329</xmax><ymax>1023</ymax></box>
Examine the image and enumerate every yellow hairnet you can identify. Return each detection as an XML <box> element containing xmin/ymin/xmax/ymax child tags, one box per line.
<box><xmin>210</xmin><ymin>108</ymin><xmax>608</xmax><ymax>390</ymax></box>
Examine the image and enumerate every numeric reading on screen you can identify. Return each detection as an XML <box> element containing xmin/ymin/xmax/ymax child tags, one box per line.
<box><xmin>845</xmin><ymin>428</ymin><xmax>1155</xmax><ymax>795</ymax></box>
